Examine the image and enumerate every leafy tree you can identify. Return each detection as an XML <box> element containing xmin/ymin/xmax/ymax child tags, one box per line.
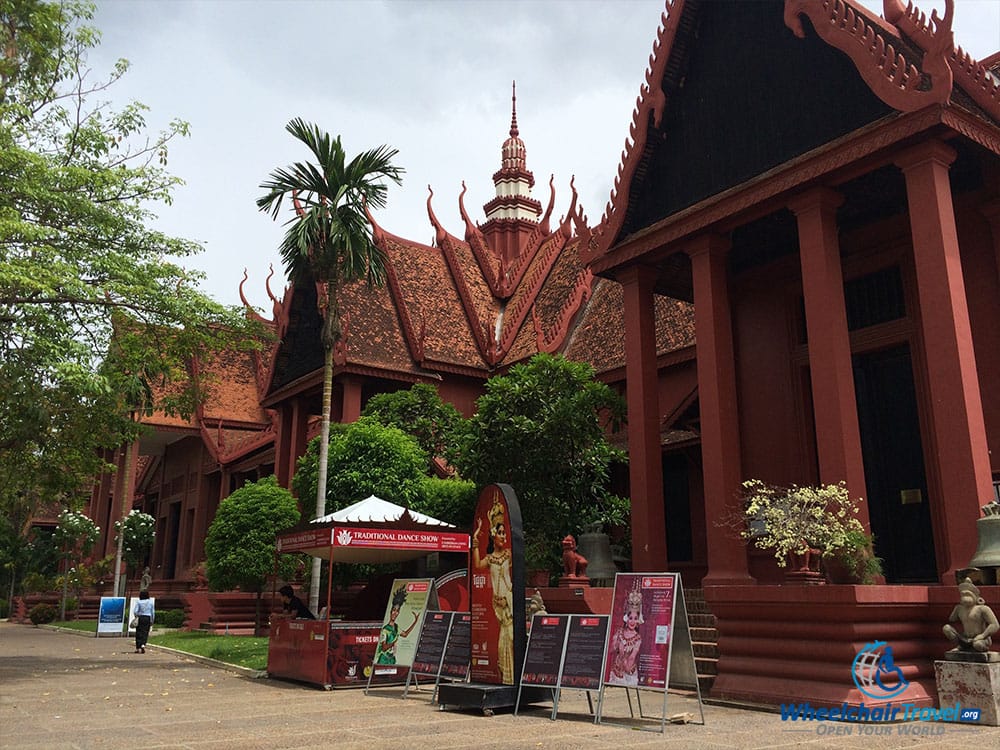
<box><xmin>415</xmin><ymin>475</ymin><xmax>477</xmax><ymax>529</ymax></box>
<box><xmin>450</xmin><ymin>353</ymin><xmax>629</xmax><ymax>569</ymax></box>
<box><xmin>257</xmin><ymin>119</ymin><xmax>403</xmax><ymax>612</ymax></box>
<box><xmin>292</xmin><ymin>418</ymin><xmax>427</xmax><ymax>515</ymax></box>
<box><xmin>204</xmin><ymin>477</ymin><xmax>300</xmax><ymax>636</ymax></box>
<box><xmin>113</xmin><ymin>509</ymin><xmax>154</xmax><ymax>598</ymax></box>
<box><xmin>362</xmin><ymin>383</ymin><xmax>462</xmax><ymax>465</ymax></box>
<box><xmin>1</xmin><ymin>1</ymin><xmax>262</xmax><ymax>560</ymax></box>
<box><xmin>52</xmin><ymin>509</ymin><xmax>99</xmax><ymax>619</ymax></box>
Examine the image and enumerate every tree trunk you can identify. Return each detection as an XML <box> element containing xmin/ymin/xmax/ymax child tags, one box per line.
<box><xmin>113</xmin><ymin>437</ymin><xmax>135</xmax><ymax>598</ymax></box>
<box><xmin>254</xmin><ymin>590</ymin><xmax>262</xmax><ymax>637</ymax></box>
<box><xmin>310</xmin><ymin>342</ymin><xmax>335</xmax><ymax>614</ymax></box>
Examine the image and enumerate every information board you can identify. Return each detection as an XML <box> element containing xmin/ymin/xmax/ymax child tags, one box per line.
<box><xmin>126</xmin><ymin>596</ymin><xmax>155</xmax><ymax>637</ymax></box>
<box><xmin>410</xmin><ymin>611</ymin><xmax>454</xmax><ymax>677</ymax></box>
<box><xmin>560</xmin><ymin>615</ymin><xmax>609</xmax><ymax>690</ymax></box>
<box><xmin>440</xmin><ymin>612</ymin><xmax>471</xmax><ymax>679</ymax></box>
<box><xmin>520</xmin><ymin>615</ymin><xmax>568</xmax><ymax>686</ymax></box>
<box><xmin>367</xmin><ymin>578</ymin><xmax>436</xmax><ymax>690</ymax></box>
<box><xmin>96</xmin><ymin>597</ymin><xmax>126</xmax><ymax>636</ymax></box>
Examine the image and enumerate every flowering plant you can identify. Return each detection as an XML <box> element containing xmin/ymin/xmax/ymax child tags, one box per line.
<box><xmin>737</xmin><ymin>480</ymin><xmax>867</xmax><ymax>567</ymax></box>
<box><xmin>114</xmin><ymin>510</ymin><xmax>156</xmax><ymax>568</ymax></box>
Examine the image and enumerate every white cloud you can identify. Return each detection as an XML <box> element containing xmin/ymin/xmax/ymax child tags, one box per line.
<box><xmin>88</xmin><ymin>0</ymin><xmax>1000</xmax><ymax>310</ymax></box>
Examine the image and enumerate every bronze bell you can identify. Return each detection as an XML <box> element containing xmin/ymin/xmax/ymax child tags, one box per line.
<box><xmin>575</xmin><ymin>530</ymin><xmax>618</xmax><ymax>586</ymax></box>
<box><xmin>967</xmin><ymin>505</ymin><xmax>1000</xmax><ymax>585</ymax></box>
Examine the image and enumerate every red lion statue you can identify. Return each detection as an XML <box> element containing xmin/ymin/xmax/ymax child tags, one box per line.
<box><xmin>562</xmin><ymin>535</ymin><xmax>588</xmax><ymax>578</ymax></box>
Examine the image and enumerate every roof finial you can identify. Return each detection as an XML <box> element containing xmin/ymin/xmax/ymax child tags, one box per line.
<box><xmin>510</xmin><ymin>80</ymin><xmax>518</xmax><ymax>138</ymax></box>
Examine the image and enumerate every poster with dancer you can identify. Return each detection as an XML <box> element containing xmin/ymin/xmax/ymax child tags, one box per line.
<box><xmin>601</xmin><ymin>573</ymin><xmax>675</xmax><ymax>690</ymax></box>
<box><xmin>469</xmin><ymin>484</ymin><xmax>526</xmax><ymax>685</ymax></box>
<box><xmin>370</xmin><ymin>578</ymin><xmax>435</xmax><ymax>681</ymax></box>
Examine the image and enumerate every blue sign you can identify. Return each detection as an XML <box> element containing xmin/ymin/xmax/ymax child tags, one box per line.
<box><xmin>852</xmin><ymin>640</ymin><xmax>909</xmax><ymax>699</ymax></box>
<box><xmin>97</xmin><ymin>597</ymin><xmax>126</xmax><ymax>635</ymax></box>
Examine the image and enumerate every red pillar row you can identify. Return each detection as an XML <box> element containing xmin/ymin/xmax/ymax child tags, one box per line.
<box><xmin>618</xmin><ymin>264</ymin><xmax>667</xmax><ymax>571</ymax></box>
<box><xmin>789</xmin><ymin>187</ymin><xmax>871</xmax><ymax>528</ymax></box>
<box><xmin>688</xmin><ymin>235</ymin><xmax>753</xmax><ymax>585</ymax></box>
<box><xmin>895</xmin><ymin>140</ymin><xmax>993</xmax><ymax>581</ymax></box>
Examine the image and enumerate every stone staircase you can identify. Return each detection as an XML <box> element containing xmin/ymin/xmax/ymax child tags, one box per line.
<box><xmin>684</xmin><ymin>588</ymin><xmax>719</xmax><ymax>694</ymax></box>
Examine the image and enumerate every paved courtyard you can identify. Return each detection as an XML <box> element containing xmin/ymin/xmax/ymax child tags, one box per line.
<box><xmin>1</xmin><ymin>622</ymin><xmax>997</xmax><ymax>749</ymax></box>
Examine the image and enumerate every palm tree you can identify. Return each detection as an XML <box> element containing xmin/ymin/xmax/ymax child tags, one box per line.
<box><xmin>257</xmin><ymin>119</ymin><xmax>403</xmax><ymax>612</ymax></box>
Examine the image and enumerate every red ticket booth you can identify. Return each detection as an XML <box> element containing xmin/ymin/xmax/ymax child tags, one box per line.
<box><xmin>268</xmin><ymin>497</ymin><xmax>470</xmax><ymax>689</ymax></box>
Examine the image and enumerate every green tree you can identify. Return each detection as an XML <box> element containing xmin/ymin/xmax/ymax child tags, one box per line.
<box><xmin>0</xmin><ymin>1</ymin><xmax>262</xmax><ymax>557</ymax></box>
<box><xmin>52</xmin><ymin>509</ymin><xmax>99</xmax><ymax>619</ymax></box>
<box><xmin>292</xmin><ymin>418</ymin><xmax>427</xmax><ymax>515</ymax></box>
<box><xmin>362</xmin><ymin>383</ymin><xmax>462</xmax><ymax>466</ymax></box>
<box><xmin>450</xmin><ymin>353</ymin><xmax>629</xmax><ymax>569</ymax></box>
<box><xmin>113</xmin><ymin>509</ymin><xmax>154</xmax><ymax>599</ymax></box>
<box><xmin>257</xmin><ymin>122</ymin><xmax>403</xmax><ymax>611</ymax></box>
<box><xmin>204</xmin><ymin>477</ymin><xmax>300</xmax><ymax>636</ymax></box>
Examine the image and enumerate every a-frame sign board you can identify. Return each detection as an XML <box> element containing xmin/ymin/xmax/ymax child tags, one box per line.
<box><xmin>403</xmin><ymin>610</ymin><xmax>454</xmax><ymax>701</ymax></box>
<box><xmin>364</xmin><ymin>578</ymin><xmax>437</xmax><ymax>695</ymax></box>
<box><xmin>595</xmin><ymin>572</ymin><xmax>704</xmax><ymax>732</ymax></box>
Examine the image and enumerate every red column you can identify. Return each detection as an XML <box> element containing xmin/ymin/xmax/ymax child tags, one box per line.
<box><xmin>688</xmin><ymin>235</ymin><xmax>754</xmax><ymax>585</ymax></box>
<box><xmin>274</xmin><ymin>403</ymin><xmax>294</xmax><ymax>489</ymax></box>
<box><xmin>341</xmin><ymin>376</ymin><xmax>363</xmax><ymax>424</ymax></box>
<box><xmin>618</xmin><ymin>264</ymin><xmax>667</xmax><ymax>570</ymax></box>
<box><xmin>896</xmin><ymin>140</ymin><xmax>993</xmax><ymax>581</ymax></box>
<box><xmin>789</xmin><ymin>188</ymin><xmax>871</xmax><ymax>527</ymax></box>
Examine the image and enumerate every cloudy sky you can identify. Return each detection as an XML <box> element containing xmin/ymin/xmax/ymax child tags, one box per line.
<box><xmin>88</xmin><ymin>0</ymin><xmax>1000</xmax><ymax>311</ymax></box>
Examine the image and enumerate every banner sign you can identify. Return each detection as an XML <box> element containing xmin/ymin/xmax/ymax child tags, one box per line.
<box><xmin>276</xmin><ymin>528</ymin><xmax>331</xmax><ymax>553</ymax></box>
<box><xmin>602</xmin><ymin>573</ymin><xmax>675</xmax><ymax>690</ymax></box>
<box><xmin>440</xmin><ymin>613</ymin><xmax>472</xmax><ymax>679</ymax></box>
<box><xmin>97</xmin><ymin>597</ymin><xmax>126</xmax><ymax>635</ymax></box>
<box><xmin>561</xmin><ymin>615</ymin><xmax>609</xmax><ymax>690</ymax></box>
<box><xmin>333</xmin><ymin>527</ymin><xmax>469</xmax><ymax>552</ymax></box>
<box><xmin>521</xmin><ymin>615</ymin><xmax>569</xmax><ymax>686</ymax></box>
<box><xmin>369</xmin><ymin>578</ymin><xmax>435</xmax><ymax>685</ymax></box>
<box><xmin>411</xmin><ymin>611</ymin><xmax>454</xmax><ymax>677</ymax></box>
<box><xmin>469</xmin><ymin>484</ymin><xmax>526</xmax><ymax>685</ymax></box>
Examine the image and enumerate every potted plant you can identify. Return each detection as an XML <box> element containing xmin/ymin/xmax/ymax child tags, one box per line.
<box><xmin>734</xmin><ymin>480</ymin><xmax>870</xmax><ymax>582</ymax></box>
<box><xmin>823</xmin><ymin>529</ymin><xmax>883</xmax><ymax>584</ymax></box>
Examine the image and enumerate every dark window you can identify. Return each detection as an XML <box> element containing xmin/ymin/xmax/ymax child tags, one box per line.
<box><xmin>844</xmin><ymin>266</ymin><xmax>905</xmax><ymax>331</ymax></box>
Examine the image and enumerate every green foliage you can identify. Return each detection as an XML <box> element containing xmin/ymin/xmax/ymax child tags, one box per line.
<box><xmin>114</xmin><ymin>510</ymin><xmax>155</xmax><ymax>570</ymax></box>
<box><xmin>735</xmin><ymin>480</ymin><xmax>869</xmax><ymax>567</ymax></box>
<box><xmin>0</xmin><ymin>598</ymin><xmax>7</xmax><ymax>618</ymax></box>
<box><xmin>413</xmin><ymin>475</ymin><xmax>477</xmax><ymax>528</ymax></box>
<box><xmin>825</xmin><ymin>529</ymin><xmax>883</xmax><ymax>584</ymax></box>
<box><xmin>21</xmin><ymin>571</ymin><xmax>54</xmax><ymax>593</ymax></box>
<box><xmin>157</xmin><ymin>608</ymin><xmax>186</xmax><ymax>628</ymax></box>
<box><xmin>449</xmin><ymin>353</ymin><xmax>629</xmax><ymax>554</ymax></box>
<box><xmin>53</xmin><ymin>510</ymin><xmax>100</xmax><ymax>557</ymax></box>
<box><xmin>204</xmin><ymin>476</ymin><xmax>300</xmax><ymax>594</ymax></box>
<box><xmin>0</xmin><ymin>0</ymin><xmax>264</xmax><ymax>536</ymax></box>
<box><xmin>292</xmin><ymin>418</ymin><xmax>427</xmax><ymax>515</ymax></box>
<box><xmin>28</xmin><ymin>602</ymin><xmax>57</xmax><ymax>625</ymax></box>
<box><xmin>362</xmin><ymin>383</ymin><xmax>462</xmax><ymax>463</ymax></box>
<box><xmin>149</xmin><ymin>631</ymin><xmax>269</xmax><ymax>671</ymax></box>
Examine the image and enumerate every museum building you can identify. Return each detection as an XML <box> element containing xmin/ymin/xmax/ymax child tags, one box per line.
<box><xmin>87</xmin><ymin>0</ymin><xmax>1000</xmax><ymax>708</ymax></box>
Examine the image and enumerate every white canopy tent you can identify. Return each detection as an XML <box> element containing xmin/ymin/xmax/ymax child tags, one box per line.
<box><xmin>312</xmin><ymin>495</ymin><xmax>455</xmax><ymax>527</ymax></box>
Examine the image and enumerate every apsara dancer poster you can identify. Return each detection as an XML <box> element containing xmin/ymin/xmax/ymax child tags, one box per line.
<box><xmin>372</xmin><ymin>578</ymin><xmax>433</xmax><ymax>675</ymax></box>
<box><xmin>602</xmin><ymin>573</ymin><xmax>676</xmax><ymax>690</ymax></box>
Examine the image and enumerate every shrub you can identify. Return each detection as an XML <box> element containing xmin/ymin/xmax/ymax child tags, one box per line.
<box><xmin>22</xmin><ymin>572</ymin><xmax>54</xmax><ymax>593</ymax></box>
<box><xmin>29</xmin><ymin>603</ymin><xmax>57</xmax><ymax>625</ymax></box>
<box><xmin>158</xmin><ymin>609</ymin><xmax>186</xmax><ymax>628</ymax></box>
<box><xmin>414</xmin><ymin>476</ymin><xmax>477</xmax><ymax>527</ymax></box>
<box><xmin>0</xmin><ymin>598</ymin><xmax>8</xmax><ymax>618</ymax></box>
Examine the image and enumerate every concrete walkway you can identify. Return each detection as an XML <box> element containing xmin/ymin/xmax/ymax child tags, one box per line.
<box><xmin>0</xmin><ymin>622</ymin><xmax>995</xmax><ymax>749</ymax></box>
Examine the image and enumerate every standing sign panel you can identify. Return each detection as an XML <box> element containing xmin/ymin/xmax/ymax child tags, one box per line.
<box><xmin>96</xmin><ymin>597</ymin><xmax>126</xmax><ymax>636</ymax></box>
<box><xmin>366</xmin><ymin>578</ymin><xmax>435</xmax><ymax>690</ymax></box>
<box><xmin>519</xmin><ymin>615</ymin><xmax>568</xmax><ymax>687</ymax></box>
<box><xmin>440</xmin><ymin>612</ymin><xmax>472</xmax><ymax>681</ymax></box>
<box><xmin>469</xmin><ymin>484</ymin><xmax>525</xmax><ymax>686</ymax></box>
<box><xmin>596</xmin><ymin>573</ymin><xmax>704</xmax><ymax>731</ymax></box>
<box><xmin>404</xmin><ymin>610</ymin><xmax>454</xmax><ymax>699</ymax></box>
<box><xmin>561</xmin><ymin>615</ymin><xmax>609</xmax><ymax>691</ymax></box>
<box><xmin>126</xmin><ymin>596</ymin><xmax>155</xmax><ymax>637</ymax></box>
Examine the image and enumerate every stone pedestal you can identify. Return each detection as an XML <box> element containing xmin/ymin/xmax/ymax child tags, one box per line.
<box><xmin>934</xmin><ymin>659</ymin><xmax>1000</xmax><ymax>726</ymax></box>
<box><xmin>557</xmin><ymin>575</ymin><xmax>590</xmax><ymax>588</ymax></box>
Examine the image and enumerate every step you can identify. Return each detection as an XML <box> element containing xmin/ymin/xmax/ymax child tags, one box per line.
<box><xmin>694</xmin><ymin>656</ymin><xmax>718</xmax><ymax>676</ymax></box>
<box><xmin>686</xmin><ymin>612</ymin><xmax>716</xmax><ymax>628</ymax></box>
<box><xmin>690</xmin><ymin>626</ymin><xmax>718</xmax><ymax>642</ymax></box>
<box><xmin>692</xmin><ymin>641</ymin><xmax>719</xmax><ymax>659</ymax></box>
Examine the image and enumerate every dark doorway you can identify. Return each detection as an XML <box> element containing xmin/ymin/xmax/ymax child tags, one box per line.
<box><xmin>663</xmin><ymin>452</ymin><xmax>693</xmax><ymax>563</ymax></box>
<box><xmin>165</xmin><ymin>503</ymin><xmax>181</xmax><ymax>580</ymax></box>
<box><xmin>853</xmin><ymin>344</ymin><xmax>936</xmax><ymax>582</ymax></box>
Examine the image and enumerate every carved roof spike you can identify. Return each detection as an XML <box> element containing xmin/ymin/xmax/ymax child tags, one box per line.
<box><xmin>361</xmin><ymin>194</ymin><xmax>386</xmax><ymax>245</ymax></box>
<box><xmin>559</xmin><ymin>176</ymin><xmax>580</xmax><ymax>240</ymax></box>
<box><xmin>238</xmin><ymin>269</ymin><xmax>271</xmax><ymax>325</ymax></box>
<box><xmin>510</xmin><ymin>80</ymin><xmax>519</xmax><ymax>138</ymax></box>
<box><xmin>538</xmin><ymin>174</ymin><xmax>556</xmax><ymax>236</ymax></box>
<box><xmin>264</xmin><ymin>264</ymin><xmax>277</xmax><ymax>305</ymax></box>
<box><xmin>426</xmin><ymin>185</ymin><xmax>448</xmax><ymax>247</ymax></box>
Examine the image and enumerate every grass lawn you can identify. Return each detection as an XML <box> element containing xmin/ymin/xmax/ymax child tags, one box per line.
<box><xmin>49</xmin><ymin>621</ymin><xmax>269</xmax><ymax>670</ymax></box>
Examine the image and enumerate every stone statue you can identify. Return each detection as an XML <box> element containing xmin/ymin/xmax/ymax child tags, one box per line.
<box><xmin>561</xmin><ymin>535</ymin><xmax>588</xmax><ymax>578</ymax></box>
<box><xmin>139</xmin><ymin>566</ymin><xmax>151</xmax><ymax>592</ymax></box>
<box><xmin>943</xmin><ymin>578</ymin><xmax>999</xmax><ymax>654</ymax></box>
<box><xmin>527</xmin><ymin>589</ymin><xmax>547</xmax><ymax>619</ymax></box>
